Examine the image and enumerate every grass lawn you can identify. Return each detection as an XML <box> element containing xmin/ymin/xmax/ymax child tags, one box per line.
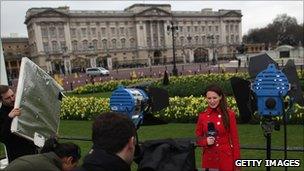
<box><xmin>1</xmin><ymin>122</ymin><xmax>303</xmax><ymax>170</ymax></box>
<box><xmin>58</xmin><ymin>121</ymin><xmax>303</xmax><ymax>171</ymax></box>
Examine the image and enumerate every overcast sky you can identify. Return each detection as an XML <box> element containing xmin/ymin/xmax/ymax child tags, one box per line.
<box><xmin>1</xmin><ymin>0</ymin><xmax>303</xmax><ymax>37</ymax></box>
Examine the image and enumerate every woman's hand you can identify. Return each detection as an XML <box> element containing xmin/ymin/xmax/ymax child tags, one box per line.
<box><xmin>207</xmin><ymin>136</ymin><xmax>215</xmax><ymax>145</ymax></box>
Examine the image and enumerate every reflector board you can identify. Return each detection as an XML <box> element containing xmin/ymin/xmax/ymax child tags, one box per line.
<box><xmin>11</xmin><ymin>57</ymin><xmax>63</xmax><ymax>147</ymax></box>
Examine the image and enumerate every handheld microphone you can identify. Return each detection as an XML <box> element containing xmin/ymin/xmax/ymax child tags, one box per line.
<box><xmin>207</xmin><ymin>122</ymin><xmax>217</xmax><ymax>137</ymax></box>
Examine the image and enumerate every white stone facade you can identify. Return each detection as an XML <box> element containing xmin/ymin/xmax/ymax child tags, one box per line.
<box><xmin>24</xmin><ymin>4</ymin><xmax>242</xmax><ymax>73</ymax></box>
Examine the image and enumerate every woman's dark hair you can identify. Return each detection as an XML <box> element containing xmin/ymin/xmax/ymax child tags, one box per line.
<box><xmin>41</xmin><ymin>138</ymin><xmax>81</xmax><ymax>163</ymax></box>
<box><xmin>204</xmin><ymin>84</ymin><xmax>230</xmax><ymax>130</ymax></box>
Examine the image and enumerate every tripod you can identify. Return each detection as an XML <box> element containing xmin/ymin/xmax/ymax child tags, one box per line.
<box><xmin>261</xmin><ymin>116</ymin><xmax>279</xmax><ymax>171</ymax></box>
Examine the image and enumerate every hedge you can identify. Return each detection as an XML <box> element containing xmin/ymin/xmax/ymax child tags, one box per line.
<box><xmin>73</xmin><ymin>78</ymin><xmax>156</xmax><ymax>94</ymax></box>
<box><xmin>72</xmin><ymin>71</ymin><xmax>303</xmax><ymax>97</ymax></box>
<box><xmin>60</xmin><ymin>96</ymin><xmax>304</xmax><ymax>124</ymax></box>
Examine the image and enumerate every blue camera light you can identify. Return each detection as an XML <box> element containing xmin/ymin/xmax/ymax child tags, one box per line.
<box><xmin>251</xmin><ymin>64</ymin><xmax>290</xmax><ymax>116</ymax></box>
<box><xmin>110</xmin><ymin>85</ymin><xmax>149</xmax><ymax>126</ymax></box>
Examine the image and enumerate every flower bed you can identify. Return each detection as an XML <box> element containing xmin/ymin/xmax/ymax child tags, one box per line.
<box><xmin>60</xmin><ymin>96</ymin><xmax>304</xmax><ymax>124</ymax></box>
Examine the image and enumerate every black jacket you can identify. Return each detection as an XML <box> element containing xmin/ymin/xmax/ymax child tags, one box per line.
<box><xmin>0</xmin><ymin>105</ymin><xmax>37</xmax><ymax>162</ymax></box>
<box><xmin>74</xmin><ymin>148</ymin><xmax>131</xmax><ymax>171</ymax></box>
<box><xmin>136</xmin><ymin>138</ymin><xmax>196</xmax><ymax>171</ymax></box>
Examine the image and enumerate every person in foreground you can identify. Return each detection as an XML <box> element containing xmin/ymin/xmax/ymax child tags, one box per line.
<box><xmin>0</xmin><ymin>85</ymin><xmax>37</xmax><ymax>162</ymax></box>
<box><xmin>74</xmin><ymin>112</ymin><xmax>136</xmax><ymax>171</ymax></box>
<box><xmin>4</xmin><ymin>138</ymin><xmax>81</xmax><ymax>171</ymax></box>
<box><xmin>195</xmin><ymin>84</ymin><xmax>240</xmax><ymax>171</ymax></box>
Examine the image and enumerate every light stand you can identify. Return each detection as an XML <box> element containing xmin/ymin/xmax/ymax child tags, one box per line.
<box><xmin>252</xmin><ymin>64</ymin><xmax>290</xmax><ymax>171</ymax></box>
<box><xmin>167</xmin><ymin>21</ymin><xmax>178</xmax><ymax>76</ymax></box>
<box><xmin>261</xmin><ymin>116</ymin><xmax>275</xmax><ymax>171</ymax></box>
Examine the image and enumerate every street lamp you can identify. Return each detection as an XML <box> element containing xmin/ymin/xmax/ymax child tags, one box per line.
<box><xmin>167</xmin><ymin>21</ymin><xmax>178</xmax><ymax>76</ymax></box>
<box><xmin>207</xmin><ymin>35</ymin><xmax>216</xmax><ymax>65</ymax></box>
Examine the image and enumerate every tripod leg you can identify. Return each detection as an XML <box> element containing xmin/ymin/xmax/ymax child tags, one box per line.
<box><xmin>266</xmin><ymin>132</ymin><xmax>271</xmax><ymax>171</ymax></box>
<box><xmin>283</xmin><ymin>108</ymin><xmax>287</xmax><ymax>171</ymax></box>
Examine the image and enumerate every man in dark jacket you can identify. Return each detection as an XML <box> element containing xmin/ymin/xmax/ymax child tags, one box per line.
<box><xmin>4</xmin><ymin>140</ymin><xmax>81</xmax><ymax>171</ymax></box>
<box><xmin>74</xmin><ymin>112</ymin><xmax>136</xmax><ymax>171</ymax></box>
<box><xmin>0</xmin><ymin>85</ymin><xmax>37</xmax><ymax>162</ymax></box>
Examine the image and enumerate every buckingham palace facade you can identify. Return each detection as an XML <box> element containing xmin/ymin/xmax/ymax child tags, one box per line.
<box><xmin>25</xmin><ymin>4</ymin><xmax>242</xmax><ymax>74</ymax></box>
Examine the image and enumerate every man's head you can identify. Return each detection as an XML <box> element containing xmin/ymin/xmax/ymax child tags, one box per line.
<box><xmin>41</xmin><ymin>138</ymin><xmax>81</xmax><ymax>171</ymax></box>
<box><xmin>92</xmin><ymin>112</ymin><xmax>136</xmax><ymax>164</ymax></box>
<box><xmin>58</xmin><ymin>143</ymin><xmax>81</xmax><ymax>171</ymax></box>
<box><xmin>0</xmin><ymin>85</ymin><xmax>15</xmax><ymax>107</ymax></box>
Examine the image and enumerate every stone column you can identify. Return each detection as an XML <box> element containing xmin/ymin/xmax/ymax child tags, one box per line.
<box><xmin>189</xmin><ymin>49</ymin><xmax>194</xmax><ymax>63</ymax></box>
<box><xmin>90</xmin><ymin>57</ymin><xmax>97</xmax><ymax>68</ymax></box>
<box><xmin>64</xmin><ymin>22</ymin><xmax>72</xmax><ymax>52</ymax></box>
<box><xmin>150</xmin><ymin>21</ymin><xmax>154</xmax><ymax>47</ymax></box>
<box><xmin>157</xmin><ymin>21</ymin><xmax>161</xmax><ymax>48</ymax></box>
<box><xmin>183</xmin><ymin>50</ymin><xmax>187</xmax><ymax>64</ymax></box>
<box><xmin>64</xmin><ymin>57</ymin><xmax>71</xmax><ymax>74</ymax></box>
<box><xmin>33</xmin><ymin>23</ymin><xmax>43</xmax><ymax>52</ymax></box>
<box><xmin>107</xmin><ymin>57</ymin><xmax>112</xmax><ymax>70</ymax></box>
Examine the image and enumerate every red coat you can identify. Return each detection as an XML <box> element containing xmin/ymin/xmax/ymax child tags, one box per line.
<box><xmin>195</xmin><ymin>107</ymin><xmax>240</xmax><ymax>171</ymax></box>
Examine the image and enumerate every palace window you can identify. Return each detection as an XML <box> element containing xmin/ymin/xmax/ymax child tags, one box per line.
<box><xmin>121</xmin><ymin>38</ymin><xmax>126</xmax><ymax>48</ymax></box>
<box><xmin>111</xmin><ymin>39</ymin><xmax>117</xmax><ymax>49</ymax></box>
<box><xmin>81</xmin><ymin>28</ymin><xmax>87</xmax><ymax>38</ymax></box>
<box><xmin>58</xmin><ymin>27</ymin><xmax>64</xmax><ymax>38</ymax></box>
<box><xmin>82</xmin><ymin>40</ymin><xmax>88</xmax><ymax>50</ymax></box>
<box><xmin>93</xmin><ymin>40</ymin><xmax>98</xmax><ymax>50</ymax></box>
<box><xmin>41</xmin><ymin>27</ymin><xmax>48</xmax><ymax>38</ymax></box>
<box><xmin>72</xmin><ymin>41</ymin><xmax>78</xmax><ymax>51</ymax></box>
<box><xmin>130</xmin><ymin>38</ymin><xmax>135</xmax><ymax>48</ymax></box>
<box><xmin>43</xmin><ymin>42</ymin><xmax>49</xmax><ymax>52</ymax></box>
<box><xmin>120</xmin><ymin>27</ymin><xmax>125</xmax><ymax>35</ymax></box>
<box><xmin>70</xmin><ymin>28</ymin><xmax>76</xmax><ymax>38</ymax></box>
<box><xmin>51</xmin><ymin>41</ymin><xmax>58</xmax><ymax>51</ymax></box>
<box><xmin>91</xmin><ymin>28</ymin><xmax>96</xmax><ymax>37</ymax></box>
<box><xmin>111</xmin><ymin>27</ymin><xmax>115</xmax><ymax>35</ymax></box>
<box><xmin>50</xmin><ymin>27</ymin><xmax>56</xmax><ymax>38</ymax></box>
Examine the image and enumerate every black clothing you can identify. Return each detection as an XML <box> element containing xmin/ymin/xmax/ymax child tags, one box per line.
<box><xmin>136</xmin><ymin>138</ymin><xmax>196</xmax><ymax>171</ymax></box>
<box><xmin>74</xmin><ymin>148</ymin><xmax>131</xmax><ymax>171</ymax></box>
<box><xmin>0</xmin><ymin>105</ymin><xmax>37</xmax><ymax>162</ymax></box>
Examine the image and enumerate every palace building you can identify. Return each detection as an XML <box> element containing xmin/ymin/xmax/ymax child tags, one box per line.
<box><xmin>2</xmin><ymin>37</ymin><xmax>30</xmax><ymax>79</ymax></box>
<box><xmin>24</xmin><ymin>3</ymin><xmax>242</xmax><ymax>74</ymax></box>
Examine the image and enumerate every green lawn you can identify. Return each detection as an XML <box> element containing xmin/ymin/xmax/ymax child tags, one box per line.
<box><xmin>1</xmin><ymin>122</ymin><xmax>303</xmax><ymax>170</ymax></box>
<box><xmin>58</xmin><ymin>121</ymin><xmax>303</xmax><ymax>171</ymax></box>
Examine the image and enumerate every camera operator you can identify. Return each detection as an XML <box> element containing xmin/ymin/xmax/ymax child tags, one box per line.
<box><xmin>195</xmin><ymin>84</ymin><xmax>240</xmax><ymax>171</ymax></box>
<box><xmin>74</xmin><ymin>112</ymin><xmax>136</xmax><ymax>171</ymax></box>
<box><xmin>0</xmin><ymin>85</ymin><xmax>37</xmax><ymax>162</ymax></box>
<box><xmin>4</xmin><ymin>138</ymin><xmax>81</xmax><ymax>171</ymax></box>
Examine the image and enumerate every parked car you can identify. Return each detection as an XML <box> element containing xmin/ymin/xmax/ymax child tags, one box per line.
<box><xmin>85</xmin><ymin>67</ymin><xmax>110</xmax><ymax>76</ymax></box>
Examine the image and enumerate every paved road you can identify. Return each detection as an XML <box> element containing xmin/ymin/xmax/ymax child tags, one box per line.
<box><xmin>58</xmin><ymin>61</ymin><xmax>247</xmax><ymax>91</ymax></box>
<box><xmin>11</xmin><ymin>60</ymin><xmax>303</xmax><ymax>92</ymax></box>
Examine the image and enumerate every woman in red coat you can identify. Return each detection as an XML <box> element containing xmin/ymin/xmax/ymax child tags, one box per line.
<box><xmin>195</xmin><ymin>84</ymin><xmax>240</xmax><ymax>171</ymax></box>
